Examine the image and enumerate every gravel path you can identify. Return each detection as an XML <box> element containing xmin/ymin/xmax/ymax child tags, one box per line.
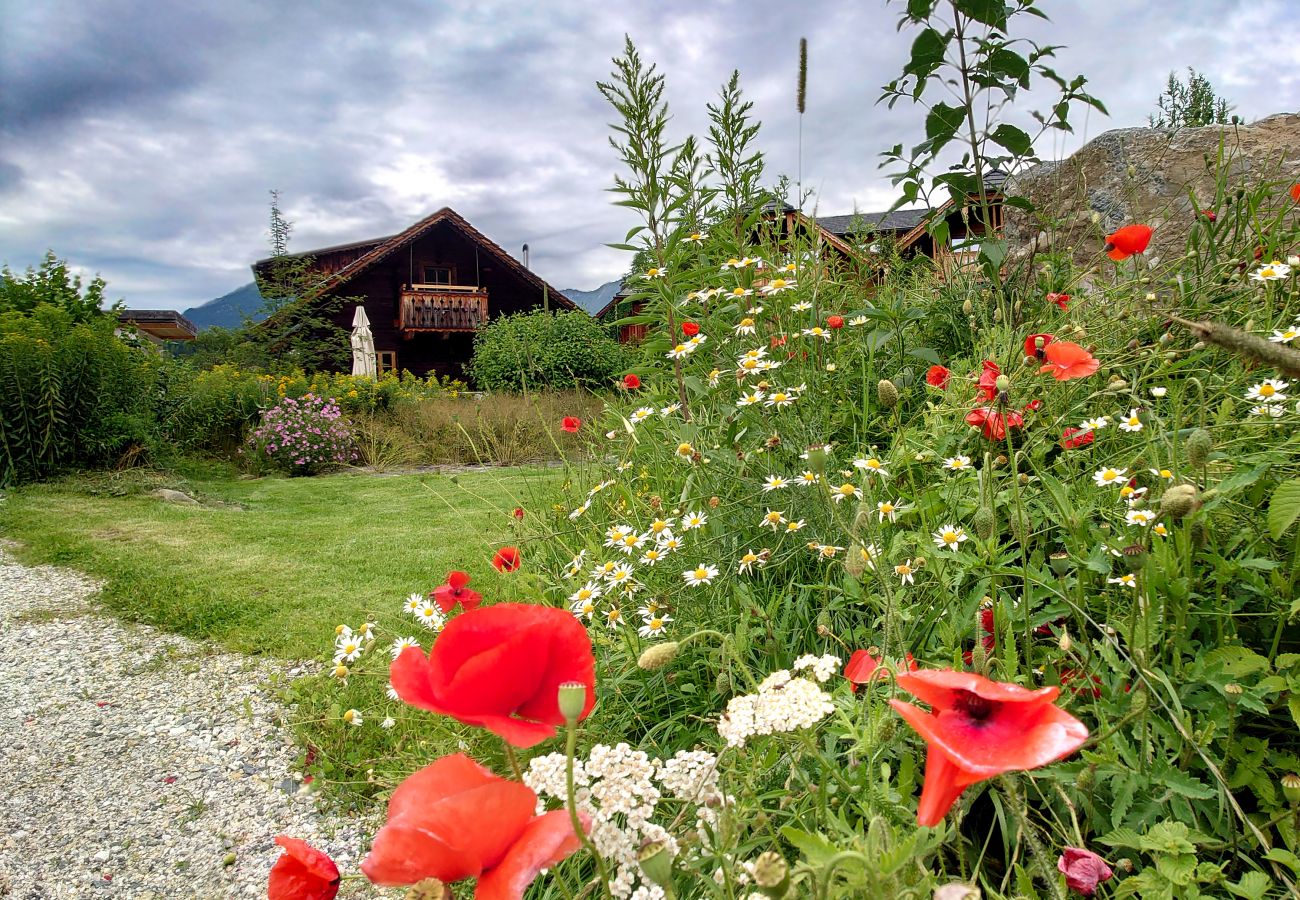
<box><xmin>0</xmin><ymin>544</ymin><xmax>375</xmax><ymax>899</ymax></box>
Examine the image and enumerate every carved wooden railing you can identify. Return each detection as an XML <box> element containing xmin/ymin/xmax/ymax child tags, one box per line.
<box><xmin>399</xmin><ymin>284</ymin><xmax>488</xmax><ymax>332</ymax></box>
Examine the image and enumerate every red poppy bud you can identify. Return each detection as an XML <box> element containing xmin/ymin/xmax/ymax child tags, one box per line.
<box><xmin>512</xmin><ymin>507</ymin><xmax>525</xmax><ymax>521</ymax></box>
<box><xmin>826</xmin><ymin>315</ymin><xmax>844</xmax><ymax>329</ymax></box>
<box><xmin>622</xmin><ymin>373</ymin><xmax>641</xmax><ymax>390</ymax></box>
<box><xmin>1023</xmin><ymin>399</ymin><xmax>1042</xmax><ymax>412</ymax></box>
<box><xmin>681</xmin><ymin>321</ymin><xmax>699</xmax><ymax>337</ymax></box>
<box><xmin>1058</xmin><ymin>847</ymin><xmax>1114</xmax><ymax>896</ymax></box>
<box><xmin>1200</xmin><ymin>209</ymin><xmax>1216</xmax><ymax>222</ymax></box>
<box><xmin>492</xmin><ymin>546</ymin><xmax>521</xmax><ymax>573</ymax></box>
<box><xmin>1291</xmin><ymin>183</ymin><xmax>1300</xmax><ymax>203</ymax></box>
<box><xmin>561</xmin><ymin>416</ymin><xmax>581</xmax><ymax>433</ymax></box>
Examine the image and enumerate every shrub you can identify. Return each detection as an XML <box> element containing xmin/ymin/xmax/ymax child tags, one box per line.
<box><xmin>0</xmin><ymin>305</ymin><xmax>161</xmax><ymax>485</ymax></box>
<box><xmin>469</xmin><ymin>309</ymin><xmax>628</xmax><ymax>391</ymax></box>
<box><xmin>244</xmin><ymin>394</ymin><xmax>356</xmax><ymax>475</ymax></box>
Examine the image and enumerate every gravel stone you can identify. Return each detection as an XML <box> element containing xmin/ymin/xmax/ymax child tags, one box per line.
<box><xmin>0</xmin><ymin>545</ymin><xmax>379</xmax><ymax>898</ymax></box>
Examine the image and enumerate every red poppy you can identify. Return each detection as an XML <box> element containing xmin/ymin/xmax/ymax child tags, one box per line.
<box><xmin>1060</xmin><ymin>427</ymin><xmax>1095</xmax><ymax>449</ymax></box>
<box><xmin>1047</xmin><ymin>292</ymin><xmax>1070</xmax><ymax>310</ymax></box>
<box><xmin>681</xmin><ymin>321</ymin><xmax>700</xmax><ymax>337</ymax></box>
<box><xmin>1023</xmin><ymin>399</ymin><xmax>1042</xmax><ymax>413</ymax></box>
<box><xmin>975</xmin><ymin>360</ymin><xmax>1000</xmax><ymax>401</ymax></box>
<box><xmin>965</xmin><ymin>406</ymin><xmax>1023</xmax><ymax>441</ymax></box>
<box><xmin>845</xmin><ymin>651</ymin><xmax>916</xmax><ymax>691</ymax></box>
<box><xmin>1024</xmin><ymin>333</ymin><xmax>1055</xmax><ymax>359</ymax></box>
<box><xmin>770</xmin><ymin>333</ymin><xmax>788</xmax><ymax>348</ymax></box>
<box><xmin>1058</xmin><ymin>847</ymin><xmax>1114</xmax><ymax>896</ymax></box>
<box><xmin>560</xmin><ymin>416</ymin><xmax>581</xmax><ymax>433</ymax></box>
<box><xmin>360</xmin><ymin>753</ymin><xmax>587</xmax><ymax>895</ymax></box>
<box><xmin>826</xmin><ymin>315</ymin><xmax>845</xmax><ymax>329</ymax></box>
<box><xmin>889</xmin><ymin>669</ymin><xmax>1090</xmax><ymax>826</ymax></box>
<box><xmin>1039</xmin><ymin>341</ymin><xmax>1099</xmax><ymax>381</ymax></box>
<box><xmin>1200</xmin><ymin>209</ymin><xmax>1216</xmax><ymax>222</ymax></box>
<box><xmin>390</xmin><ymin>603</ymin><xmax>596</xmax><ymax>747</ymax></box>
<box><xmin>925</xmin><ymin>365</ymin><xmax>951</xmax><ymax>390</ymax></box>
<box><xmin>492</xmin><ymin>546</ymin><xmax>521</xmax><ymax>573</ymax></box>
<box><xmin>1103</xmin><ymin>224</ymin><xmax>1153</xmax><ymax>261</ymax></box>
<box><xmin>268</xmin><ymin>836</ymin><xmax>340</xmax><ymax>900</ymax></box>
<box><xmin>621</xmin><ymin>373</ymin><xmax>640</xmax><ymax>390</ymax></box>
<box><xmin>1290</xmin><ymin>183</ymin><xmax>1300</xmax><ymax>204</ymax></box>
<box><xmin>432</xmin><ymin>571</ymin><xmax>483</xmax><ymax>614</ymax></box>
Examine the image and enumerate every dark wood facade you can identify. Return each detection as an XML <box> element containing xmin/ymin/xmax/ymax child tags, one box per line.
<box><xmin>252</xmin><ymin>208</ymin><xmax>574</xmax><ymax>382</ymax></box>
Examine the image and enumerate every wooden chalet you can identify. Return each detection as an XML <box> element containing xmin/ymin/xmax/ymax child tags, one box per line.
<box><xmin>251</xmin><ymin>208</ymin><xmax>575</xmax><ymax>381</ymax></box>
<box><xmin>116</xmin><ymin>309</ymin><xmax>198</xmax><ymax>345</ymax></box>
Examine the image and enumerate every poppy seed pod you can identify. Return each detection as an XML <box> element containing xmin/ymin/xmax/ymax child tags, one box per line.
<box><xmin>637</xmin><ymin>840</ymin><xmax>675</xmax><ymax>887</ymax></box>
<box><xmin>404</xmin><ymin>878</ymin><xmax>449</xmax><ymax>900</ymax></box>
<box><xmin>752</xmin><ymin>851</ymin><xmax>790</xmax><ymax>897</ymax></box>
<box><xmin>877</xmin><ymin>379</ymin><xmax>899</xmax><ymax>409</ymax></box>
<box><xmin>1281</xmin><ymin>774</ymin><xmax>1300</xmax><ymax>805</ymax></box>
<box><xmin>637</xmin><ymin>642</ymin><xmax>680</xmax><ymax>671</ymax></box>
<box><xmin>1121</xmin><ymin>544</ymin><xmax>1148</xmax><ymax>572</ymax></box>
<box><xmin>557</xmin><ymin>682</ymin><xmax>588</xmax><ymax>723</ymax></box>
<box><xmin>1160</xmin><ymin>483</ymin><xmax>1201</xmax><ymax>520</ymax></box>
<box><xmin>1049</xmin><ymin>550</ymin><xmax>1071</xmax><ymax>576</ymax></box>
<box><xmin>1186</xmin><ymin>429</ymin><xmax>1212</xmax><ymax>468</ymax></box>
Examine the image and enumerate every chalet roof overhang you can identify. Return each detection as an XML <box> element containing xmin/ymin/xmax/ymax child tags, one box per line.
<box><xmin>117</xmin><ymin>309</ymin><xmax>198</xmax><ymax>341</ymax></box>
<box><xmin>252</xmin><ymin>207</ymin><xmax>576</xmax><ymax>311</ymax></box>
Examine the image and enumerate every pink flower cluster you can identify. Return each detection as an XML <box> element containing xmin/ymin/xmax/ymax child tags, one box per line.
<box><xmin>247</xmin><ymin>393</ymin><xmax>356</xmax><ymax>474</ymax></box>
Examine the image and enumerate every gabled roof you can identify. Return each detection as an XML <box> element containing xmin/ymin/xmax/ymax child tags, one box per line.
<box><xmin>815</xmin><ymin>208</ymin><xmax>932</xmax><ymax>236</ymax></box>
<box><xmin>117</xmin><ymin>309</ymin><xmax>198</xmax><ymax>340</ymax></box>
<box><xmin>255</xmin><ymin>207</ymin><xmax>576</xmax><ymax>310</ymax></box>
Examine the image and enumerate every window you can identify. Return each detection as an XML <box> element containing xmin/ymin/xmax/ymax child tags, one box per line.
<box><xmin>420</xmin><ymin>265</ymin><xmax>452</xmax><ymax>285</ymax></box>
<box><xmin>376</xmin><ymin>350</ymin><xmax>398</xmax><ymax>374</ymax></box>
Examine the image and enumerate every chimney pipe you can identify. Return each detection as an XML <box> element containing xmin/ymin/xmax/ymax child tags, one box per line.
<box><xmin>522</xmin><ymin>243</ymin><xmax>530</xmax><ymax>270</ymax></box>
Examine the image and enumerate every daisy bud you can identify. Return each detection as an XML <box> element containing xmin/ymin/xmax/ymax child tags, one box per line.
<box><xmin>638</xmin><ymin>840</ymin><xmax>675</xmax><ymax>888</ymax></box>
<box><xmin>557</xmin><ymin>682</ymin><xmax>587</xmax><ymax>724</ymax></box>
<box><xmin>1185</xmin><ymin>429</ymin><xmax>1212</xmax><ymax>469</ymax></box>
<box><xmin>404</xmin><ymin>878</ymin><xmax>450</xmax><ymax>900</ymax></box>
<box><xmin>637</xmin><ymin>642</ymin><xmax>680</xmax><ymax>671</ymax></box>
<box><xmin>1049</xmin><ymin>551</ymin><xmax>1071</xmax><ymax>576</ymax></box>
<box><xmin>934</xmin><ymin>885</ymin><xmax>981</xmax><ymax>900</ymax></box>
<box><xmin>1280</xmin><ymin>773</ymin><xmax>1300</xmax><ymax>805</ymax></box>
<box><xmin>752</xmin><ymin>851</ymin><xmax>790</xmax><ymax>897</ymax></box>
<box><xmin>1160</xmin><ymin>483</ymin><xmax>1201</xmax><ymax>520</ymax></box>
<box><xmin>877</xmin><ymin>379</ymin><xmax>899</xmax><ymax>409</ymax></box>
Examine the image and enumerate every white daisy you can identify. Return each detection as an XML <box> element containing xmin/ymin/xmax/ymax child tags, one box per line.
<box><xmin>848</xmin><ymin>315</ymin><xmax>869</xmax><ymax>326</ymax></box>
<box><xmin>832</xmin><ymin>482</ymin><xmax>862</xmax><ymax>503</ymax></box>
<box><xmin>642</xmin><ymin>266</ymin><xmax>667</xmax><ymax>280</ymax></box>
<box><xmin>403</xmin><ymin>593</ymin><xmax>423</xmax><ymax>615</ymax></box>
<box><xmin>856</xmin><ymin>543</ymin><xmax>881</xmax><ymax>571</ymax></box>
<box><xmin>638</xmin><ymin>614</ymin><xmax>673</xmax><ymax>638</ymax></box>
<box><xmin>682</xmin><ymin>564</ymin><xmax>719</xmax><ymax>587</ymax></box>
<box><xmin>1153</xmin><ymin>522</ymin><xmax>1170</xmax><ymax>537</ymax></box>
<box><xmin>591</xmin><ymin>559</ymin><xmax>619</xmax><ymax>579</ymax></box>
<box><xmin>1117</xmin><ymin>409</ymin><xmax>1143</xmax><ymax>432</ymax></box>
<box><xmin>415</xmin><ymin>603</ymin><xmax>446</xmax><ymax>631</ymax></box>
<box><xmin>656</xmin><ymin>534</ymin><xmax>683</xmax><ymax>553</ymax></box>
<box><xmin>1149</xmin><ymin>387</ymin><xmax>1167</xmax><ymax>398</ymax></box>
<box><xmin>685</xmin><ymin>231</ymin><xmax>708</xmax><ymax>242</ymax></box>
<box><xmin>1249</xmin><ymin>262</ymin><xmax>1291</xmax><ymax>281</ymax></box>
<box><xmin>342</xmin><ymin>709</ymin><xmax>363</xmax><ymax>727</ymax></box>
<box><xmin>604</xmin><ymin>607</ymin><xmax>624</xmax><ymax>630</ymax></box>
<box><xmin>789</xmin><ymin>300</ymin><xmax>813</xmax><ymax>312</ymax></box>
<box><xmin>569</xmin><ymin>581</ymin><xmax>603</xmax><ymax>605</ymax></box>
<box><xmin>1149</xmin><ymin>467</ymin><xmax>1175</xmax><ymax>481</ymax></box>
<box><xmin>630</xmin><ymin>407</ymin><xmax>655</xmax><ymax>424</ymax></box>
<box><xmin>639</xmin><ymin>547</ymin><xmax>665</xmax><ymax>566</ymax></box>
<box><xmin>737</xmin><ymin>389</ymin><xmax>766</xmax><ymax>407</ymax></box>
<box><xmin>1246</xmin><ymin>379</ymin><xmax>1288</xmax><ymax>403</ymax></box>
<box><xmin>760</xmin><ymin>278</ymin><xmax>796</xmax><ymax>295</ymax></box>
<box><xmin>877</xmin><ymin>498</ymin><xmax>905</xmax><ymax>523</ymax></box>
<box><xmin>1080</xmin><ymin>416</ymin><xmax>1110</xmax><ymax>433</ymax></box>
<box><xmin>1093</xmin><ymin>467</ymin><xmax>1128</xmax><ymax>487</ymax></box>
<box><xmin>785</xmin><ymin>518</ymin><xmax>807</xmax><ymax>532</ymax></box>
<box><xmin>666</xmin><ymin>343</ymin><xmax>695</xmax><ymax>360</ymax></box>
<box><xmin>763</xmin><ymin>474</ymin><xmax>790</xmax><ymax>491</ymax></box>
<box><xmin>564</xmin><ymin>551</ymin><xmax>587</xmax><ymax>578</ymax></box>
<box><xmin>894</xmin><ymin>559</ymin><xmax>917</xmax><ymax>585</ymax></box>
<box><xmin>334</xmin><ymin>634</ymin><xmax>365</xmax><ymax>663</ymax></box>
<box><xmin>606</xmin><ymin>563</ymin><xmax>635</xmax><ymax>586</ymax></box>
<box><xmin>380</xmin><ymin>717</ymin><xmax>396</xmax><ymax>729</ymax></box>
<box><xmin>1125</xmin><ymin>509</ymin><xmax>1156</xmax><ymax>527</ymax></box>
<box><xmin>675</xmin><ymin>442</ymin><xmax>696</xmax><ymax>460</ymax></box>
<box><xmin>943</xmin><ymin>455</ymin><xmax>972</xmax><ymax>471</ymax></box>
<box><xmin>932</xmin><ymin>525</ymin><xmax>968</xmax><ymax>551</ymax></box>
<box><xmin>736</xmin><ymin>549</ymin><xmax>767</xmax><ymax>574</ymax></box>
<box><xmin>760</xmin><ymin>509</ymin><xmax>787</xmax><ymax>530</ymax></box>
<box><xmin>570</xmin><ymin>596</ymin><xmax>599</xmax><ymax>620</ymax></box>
<box><xmin>1251</xmin><ymin>404</ymin><xmax>1285</xmax><ymax>418</ymax></box>
<box><xmin>1268</xmin><ymin>325</ymin><xmax>1300</xmax><ymax>344</ymax></box>
<box><xmin>764</xmin><ymin>390</ymin><xmax>796</xmax><ymax>408</ymax></box>
<box><xmin>568</xmin><ymin>500</ymin><xmax>591</xmax><ymax>520</ymax></box>
<box><xmin>1108</xmin><ymin>574</ymin><xmax>1136</xmax><ymax>588</ymax></box>
<box><xmin>725</xmin><ymin>286</ymin><xmax>754</xmax><ymax>300</ymax></box>
<box><xmin>660</xmin><ymin>403</ymin><xmax>681</xmax><ymax>417</ymax></box>
<box><xmin>681</xmin><ymin>510</ymin><xmax>708</xmax><ymax>531</ymax></box>
<box><xmin>390</xmin><ymin>636</ymin><xmax>421</xmax><ymax>659</ymax></box>
<box><xmin>853</xmin><ymin>457</ymin><xmax>889</xmax><ymax>478</ymax></box>
<box><xmin>733</xmin><ymin>317</ymin><xmax>757</xmax><ymax>336</ymax></box>
<box><xmin>801</xmin><ymin>326</ymin><xmax>831</xmax><ymax>341</ymax></box>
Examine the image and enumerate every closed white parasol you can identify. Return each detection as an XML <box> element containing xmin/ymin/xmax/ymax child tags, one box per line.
<box><xmin>350</xmin><ymin>305</ymin><xmax>377</xmax><ymax>378</ymax></box>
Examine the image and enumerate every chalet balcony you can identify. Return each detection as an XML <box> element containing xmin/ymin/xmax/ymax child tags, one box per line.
<box><xmin>399</xmin><ymin>284</ymin><xmax>488</xmax><ymax>333</ymax></box>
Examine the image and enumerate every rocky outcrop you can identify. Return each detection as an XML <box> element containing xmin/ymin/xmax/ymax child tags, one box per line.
<box><xmin>1004</xmin><ymin>112</ymin><xmax>1300</xmax><ymax>271</ymax></box>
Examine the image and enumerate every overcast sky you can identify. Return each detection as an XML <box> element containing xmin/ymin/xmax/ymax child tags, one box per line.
<box><xmin>1</xmin><ymin>1</ymin><xmax>1296</xmax><ymax>311</ymax></box>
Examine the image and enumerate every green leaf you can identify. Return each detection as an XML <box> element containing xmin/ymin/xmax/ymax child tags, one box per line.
<box><xmin>907</xmin><ymin>347</ymin><xmax>943</xmax><ymax>366</ymax></box>
<box><xmin>1288</xmin><ymin>695</ymin><xmax>1300</xmax><ymax>730</ymax></box>
<box><xmin>989</xmin><ymin>123</ymin><xmax>1034</xmax><ymax>157</ymax></box>
<box><xmin>988</xmin><ymin>47</ymin><xmax>1030</xmax><ymax>85</ymax></box>
<box><xmin>779</xmin><ymin>826</ymin><xmax>840</xmax><ymax>867</ymax></box>
<box><xmin>924</xmin><ymin>102</ymin><xmax>965</xmax><ymax>145</ymax></box>
<box><xmin>904</xmin><ymin>28</ymin><xmax>949</xmax><ymax>85</ymax></box>
<box><xmin>906</xmin><ymin>0</ymin><xmax>938</xmax><ymax>18</ymax></box>
<box><xmin>1003</xmin><ymin>195</ymin><xmax>1035</xmax><ymax>212</ymax></box>
<box><xmin>954</xmin><ymin>0</ymin><xmax>1007</xmax><ymax>28</ymax></box>
<box><xmin>1267</xmin><ymin>478</ymin><xmax>1300</xmax><ymax>539</ymax></box>
<box><xmin>1158</xmin><ymin>769</ymin><xmax>1216</xmax><ymax>800</ymax></box>
<box><xmin>1264</xmin><ymin>848</ymin><xmax>1300</xmax><ymax>874</ymax></box>
<box><xmin>1202</xmin><ymin>646</ymin><xmax>1270</xmax><ymax>677</ymax></box>
<box><xmin>1227</xmin><ymin>872</ymin><xmax>1272</xmax><ymax>899</ymax></box>
<box><xmin>1140</xmin><ymin>821</ymin><xmax>1196</xmax><ymax>855</ymax></box>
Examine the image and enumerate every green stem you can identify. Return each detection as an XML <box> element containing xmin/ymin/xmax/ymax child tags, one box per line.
<box><xmin>504</xmin><ymin>743</ymin><xmax>523</xmax><ymax>782</ymax></box>
<box><xmin>565</xmin><ymin>720</ymin><xmax>612</xmax><ymax>898</ymax></box>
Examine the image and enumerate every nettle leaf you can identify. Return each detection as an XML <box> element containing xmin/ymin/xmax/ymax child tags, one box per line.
<box><xmin>989</xmin><ymin>123</ymin><xmax>1034</xmax><ymax>157</ymax></box>
<box><xmin>1227</xmin><ymin>871</ymin><xmax>1272</xmax><ymax>900</ymax></box>
<box><xmin>1158</xmin><ymin>769</ymin><xmax>1216</xmax><ymax>800</ymax></box>
<box><xmin>924</xmin><ymin>102</ymin><xmax>966</xmax><ymax>147</ymax></box>
<box><xmin>1203</xmin><ymin>646</ymin><xmax>1270</xmax><ymax>678</ymax></box>
<box><xmin>1267</xmin><ymin>478</ymin><xmax>1300</xmax><ymax>539</ymax></box>
<box><xmin>1140</xmin><ymin>821</ymin><xmax>1197</xmax><ymax>855</ymax></box>
<box><xmin>780</xmin><ymin>826</ymin><xmax>840</xmax><ymax>867</ymax></box>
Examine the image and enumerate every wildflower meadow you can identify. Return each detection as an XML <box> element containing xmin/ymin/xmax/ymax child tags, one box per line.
<box><xmin>267</xmin><ymin>9</ymin><xmax>1300</xmax><ymax>900</ymax></box>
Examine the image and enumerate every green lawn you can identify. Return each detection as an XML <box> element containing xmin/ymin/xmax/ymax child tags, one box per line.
<box><xmin>0</xmin><ymin>463</ymin><xmax>563</xmax><ymax>656</ymax></box>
